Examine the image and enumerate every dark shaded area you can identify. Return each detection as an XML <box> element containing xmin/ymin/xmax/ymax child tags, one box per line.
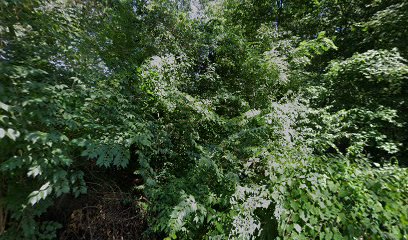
<box><xmin>39</xmin><ymin>161</ymin><xmax>148</xmax><ymax>240</ymax></box>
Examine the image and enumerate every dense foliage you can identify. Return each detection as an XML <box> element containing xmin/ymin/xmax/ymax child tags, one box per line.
<box><xmin>1</xmin><ymin>0</ymin><xmax>407</xmax><ymax>239</ymax></box>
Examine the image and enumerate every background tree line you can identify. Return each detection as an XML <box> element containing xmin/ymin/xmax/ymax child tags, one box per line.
<box><xmin>0</xmin><ymin>0</ymin><xmax>407</xmax><ymax>239</ymax></box>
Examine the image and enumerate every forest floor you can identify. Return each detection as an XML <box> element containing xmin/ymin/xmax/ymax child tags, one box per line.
<box><xmin>44</xmin><ymin>168</ymin><xmax>149</xmax><ymax>240</ymax></box>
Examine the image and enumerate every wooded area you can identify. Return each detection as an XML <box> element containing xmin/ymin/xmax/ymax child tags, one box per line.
<box><xmin>1</xmin><ymin>0</ymin><xmax>407</xmax><ymax>239</ymax></box>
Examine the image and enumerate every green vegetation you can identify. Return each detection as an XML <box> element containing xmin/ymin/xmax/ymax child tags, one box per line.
<box><xmin>1</xmin><ymin>0</ymin><xmax>407</xmax><ymax>239</ymax></box>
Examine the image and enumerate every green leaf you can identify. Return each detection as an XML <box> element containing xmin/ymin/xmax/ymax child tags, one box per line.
<box><xmin>6</xmin><ymin>128</ymin><xmax>20</xmax><ymax>141</ymax></box>
<box><xmin>0</xmin><ymin>101</ymin><xmax>10</xmax><ymax>111</ymax></box>
<box><xmin>294</xmin><ymin>224</ymin><xmax>302</xmax><ymax>233</ymax></box>
<box><xmin>27</xmin><ymin>165</ymin><xmax>42</xmax><ymax>178</ymax></box>
<box><xmin>0</xmin><ymin>128</ymin><xmax>5</xmax><ymax>138</ymax></box>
